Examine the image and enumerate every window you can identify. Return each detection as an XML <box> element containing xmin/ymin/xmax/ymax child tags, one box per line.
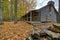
<box><xmin>32</xmin><ymin>13</ymin><xmax>39</xmax><ymax>21</ymax></box>
<box><xmin>28</xmin><ymin>14</ymin><xmax>30</xmax><ymax>17</ymax></box>
<box><xmin>28</xmin><ymin>18</ymin><xmax>30</xmax><ymax>21</ymax></box>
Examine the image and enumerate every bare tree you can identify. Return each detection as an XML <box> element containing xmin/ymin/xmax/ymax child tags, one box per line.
<box><xmin>0</xmin><ymin>0</ymin><xmax>3</xmax><ymax>24</ymax></box>
<box><xmin>14</xmin><ymin>0</ymin><xmax>17</xmax><ymax>24</ymax></box>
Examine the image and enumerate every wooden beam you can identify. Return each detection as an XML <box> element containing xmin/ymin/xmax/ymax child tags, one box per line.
<box><xmin>30</xmin><ymin>12</ymin><xmax>32</xmax><ymax>22</ymax></box>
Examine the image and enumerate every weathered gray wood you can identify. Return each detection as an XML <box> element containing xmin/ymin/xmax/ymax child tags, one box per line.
<box><xmin>53</xmin><ymin>24</ymin><xmax>60</xmax><ymax>30</ymax></box>
<box><xmin>40</xmin><ymin>5</ymin><xmax>57</xmax><ymax>22</ymax></box>
<box><xmin>44</xmin><ymin>29</ymin><xmax>60</xmax><ymax>39</ymax></box>
<box><xmin>26</xmin><ymin>36</ymin><xmax>33</xmax><ymax>40</ymax></box>
<box><xmin>30</xmin><ymin>12</ymin><xmax>32</xmax><ymax>22</ymax></box>
<box><xmin>0</xmin><ymin>0</ymin><xmax>3</xmax><ymax>24</ymax></box>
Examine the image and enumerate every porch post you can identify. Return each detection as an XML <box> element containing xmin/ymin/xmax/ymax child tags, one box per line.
<box><xmin>30</xmin><ymin>12</ymin><xmax>32</xmax><ymax>22</ymax></box>
<box><xmin>26</xmin><ymin>15</ymin><xmax>28</xmax><ymax>21</ymax></box>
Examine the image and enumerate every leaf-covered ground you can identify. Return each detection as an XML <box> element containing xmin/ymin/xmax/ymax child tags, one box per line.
<box><xmin>0</xmin><ymin>22</ymin><xmax>60</xmax><ymax>40</ymax></box>
<box><xmin>0</xmin><ymin>21</ymin><xmax>33</xmax><ymax>40</ymax></box>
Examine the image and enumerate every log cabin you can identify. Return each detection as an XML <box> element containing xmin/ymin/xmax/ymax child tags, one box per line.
<box><xmin>22</xmin><ymin>1</ymin><xmax>59</xmax><ymax>24</ymax></box>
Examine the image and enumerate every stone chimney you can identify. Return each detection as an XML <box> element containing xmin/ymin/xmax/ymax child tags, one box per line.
<box><xmin>47</xmin><ymin>1</ymin><xmax>54</xmax><ymax>6</ymax></box>
<box><xmin>58</xmin><ymin>0</ymin><xmax>60</xmax><ymax>23</ymax></box>
<box><xmin>59</xmin><ymin>0</ymin><xmax>60</xmax><ymax>13</ymax></box>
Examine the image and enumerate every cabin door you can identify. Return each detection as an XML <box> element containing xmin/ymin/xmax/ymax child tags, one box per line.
<box><xmin>32</xmin><ymin>13</ymin><xmax>39</xmax><ymax>21</ymax></box>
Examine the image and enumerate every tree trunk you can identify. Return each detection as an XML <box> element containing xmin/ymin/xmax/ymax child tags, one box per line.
<box><xmin>14</xmin><ymin>0</ymin><xmax>17</xmax><ymax>24</ymax></box>
<box><xmin>9</xmin><ymin>0</ymin><xmax>13</xmax><ymax>21</ymax></box>
<box><xmin>0</xmin><ymin>0</ymin><xmax>3</xmax><ymax>24</ymax></box>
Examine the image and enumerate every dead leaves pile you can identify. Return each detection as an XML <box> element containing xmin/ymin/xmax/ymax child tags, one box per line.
<box><xmin>0</xmin><ymin>21</ymin><xmax>33</xmax><ymax>40</ymax></box>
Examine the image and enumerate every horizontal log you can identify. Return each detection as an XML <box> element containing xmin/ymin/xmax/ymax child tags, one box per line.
<box><xmin>44</xmin><ymin>29</ymin><xmax>60</xmax><ymax>38</ymax></box>
<box><xmin>53</xmin><ymin>24</ymin><xmax>60</xmax><ymax>30</ymax></box>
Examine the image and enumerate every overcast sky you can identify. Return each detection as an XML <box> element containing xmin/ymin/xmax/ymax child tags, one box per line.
<box><xmin>35</xmin><ymin>0</ymin><xmax>59</xmax><ymax>11</ymax></box>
